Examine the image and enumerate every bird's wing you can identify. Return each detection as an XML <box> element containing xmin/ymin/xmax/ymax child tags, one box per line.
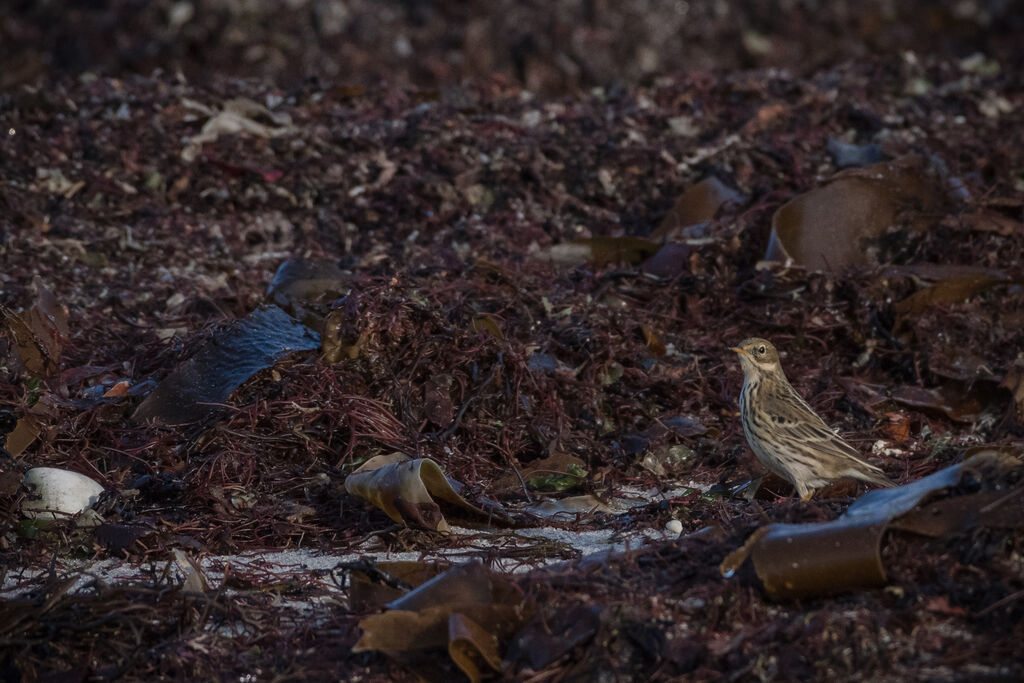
<box><xmin>765</xmin><ymin>383</ymin><xmax>883</xmax><ymax>470</ymax></box>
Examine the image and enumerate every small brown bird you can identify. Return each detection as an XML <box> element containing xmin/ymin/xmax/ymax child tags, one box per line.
<box><xmin>731</xmin><ymin>337</ymin><xmax>896</xmax><ymax>500</ymax></box>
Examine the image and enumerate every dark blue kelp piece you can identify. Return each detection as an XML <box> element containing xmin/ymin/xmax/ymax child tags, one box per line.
<box><xmin>266</xmin><ymin>257</ymin><xmax>348</xmax><ymax>303</ymax></box>
<box><xmin>720</xmin><ymin>449</ymin><xmax>1024</xmax><ymax>599</ymax></box>
<box><xmin>133</xmin><ymin>305</ymin><xmax>320</xmax><ymax>425</ymax></box>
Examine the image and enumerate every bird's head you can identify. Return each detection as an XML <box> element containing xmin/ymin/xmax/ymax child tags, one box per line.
<box><xmin>730</xmin><ymin>337</ymin><xmax>783</xmax><ymax>379</ymax></box>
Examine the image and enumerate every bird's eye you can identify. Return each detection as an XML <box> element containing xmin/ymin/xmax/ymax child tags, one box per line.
<box><xmin>758</xmin><ymin>345</ymin><xmax>766</xmax><ymax>354</ymax></box>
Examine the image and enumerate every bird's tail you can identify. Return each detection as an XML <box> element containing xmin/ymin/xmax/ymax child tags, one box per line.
<box><xmin>849</xmin><ymin>464</ymin><xmax>897</xmax><ymax>489</ymax></box>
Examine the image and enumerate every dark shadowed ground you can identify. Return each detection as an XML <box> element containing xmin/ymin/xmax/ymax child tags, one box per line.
<box><xmin>1</xmin><ymin>1</ymin><xmax>1023</xmax><ymax>680</ymax></box>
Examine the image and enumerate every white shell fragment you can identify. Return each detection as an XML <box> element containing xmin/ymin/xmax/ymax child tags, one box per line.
<box><xmin>22</xmin><ymin>467</ymin><xmax>105</xmax><ymax>520</ymax></box>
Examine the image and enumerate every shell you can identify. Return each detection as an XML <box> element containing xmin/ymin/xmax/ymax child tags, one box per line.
<box><xmin>22</xmin><ymin>467</ymin><xmax>104</xmax><ymax>520</ymax></box>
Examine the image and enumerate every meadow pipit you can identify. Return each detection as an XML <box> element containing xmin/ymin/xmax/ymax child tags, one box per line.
<box><xmin>731</xmin><ymin>338</ymin><xmax>896</xmax><ymax>500</ymax></box>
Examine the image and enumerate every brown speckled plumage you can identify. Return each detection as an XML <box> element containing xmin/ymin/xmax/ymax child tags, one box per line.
<box><xmin>731</xmin><ymin>338</ymin><xmax>895</xmax><ymax>500</ymax></box>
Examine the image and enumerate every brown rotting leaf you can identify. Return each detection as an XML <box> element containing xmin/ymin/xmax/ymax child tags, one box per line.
<box><xmin>541</xmin><ymin>237</ymin><xmax>659</xmax><ymax>268</ymax></box>
<box><xmin>344</xmin><ymin>453</ymin><xmax>502</xmax><ymax>531</ymax></box>
<box><xmin>652</xmin><ymin>176</ymin><xmax>745</xmax><ymax>241</ymax></box>
<box><xmin>892</xmin><ymin>269</ymin><xmax>1011</xmax><ymax>315</ymax></box>
<box><xmin>353</xmin><ymin>563</ymin><xmax>526</xmax><ymax>682</ymax></box>
<box><xmin>765</xmin><ymin>156</ymin><xmax>944</xmax><ymax>269</ymax></box>
<box><xmin>4</xmin><ymin>282</ymin><xmax>69</xmax><ymax>377</ymax></box>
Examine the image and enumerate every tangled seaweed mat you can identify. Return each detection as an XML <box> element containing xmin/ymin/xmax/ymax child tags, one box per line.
<box><xmin>722</xmin><ymin>448</ymin><xmax>1024</xmax><ymax>599</ymax></box>
<box><xmin>343</xmin><ymin>449</ymin><xmax>1024</xmax><ymax>680</ymax></box>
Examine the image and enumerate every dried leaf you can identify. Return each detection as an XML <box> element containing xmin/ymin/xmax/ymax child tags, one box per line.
<box><xmin>881</xmin><ymin>263</ymin><xmax>1006</xmax><ymax>281</ymax></box>
<box><xmin>929</xmin><ymin>351</ymin><xmax>1000</xmax><ymax>383</ymax></box>
<box><xmin>322</xmin><ymin>307</ymin><xmax>365</xmax><ymax>363</ymax></box>
<box><xmin>265</xmin><ymin>257</ymin><xmax>350</xmax><ymax>333</ymax></box>
<box><xmin>955</xmin><ymin>209</ymin><xmax>1021</xmax><ymax>235</ymax></box>
<box><xmin>6</xmin><ymin>415</ymin><xmax>40</xmax><ymax>457</ymax></box>
<box><xmin>1000</xmin><ymin>362</ymin><xmax>1024</xmax><ymax>420</ymax></box>
<box><xmin>923</xmin><ymin>596</ymin><xmax>968</xmax><ymax>616</ymax></box>
<box><xmin>652</xmin><ymin>177</ymin><xmax>745</xmax><ymax>240</ymax></box>
<box><xmin>880</xmin><ymin>412</ymin><xmax>912</xmax><ymax>442</ymax></box>
<box><xmin>353</xmin><ymin>563</ymin><xmax>525</xmax><ymax>682</ymax></box>
<box><xmin>893</xmin><ymin>271</ymin><xmax>1010</xmax><ymax>315</ymax></box>
<box><xmin>388</xmin><ymin>562</ymin><xmax>496</xmax><ymax>612</ymax></box>
<box><xmin>766</xmin><ymin>156</ymin><xmax>943</xmax><ymax>270</ymax></box>
<box><xmin>182</xmin><ymin>97</ymin><xmax>295</xmax><ymax>162</ymax></box>
<box><xmin>744</xmin><ymin>102</ymin><xmax>789</xmax><ymax>132</ymax></box>
<box><xmin>102</xmin><ymin>380</ymin><xmax>131</xmax><ymax>398</ymax></box>
<box><xmin>892</xmin><ymin>488</ymin><xmax>1024</xmax><ymax>536</ymax></box>
<box><xmin>541</xmin><ymin>237</ymin><xmax>659</xmax><ymax>268</ymax></box>
<box><xmin>355</xmin><ymin>605</ymin><xmax>454</xmax><ymax>651</ymax></box>
<box><xmin>267</xmin><ymin>257</ymin><xmax>348</xmax><ymax>304</ymax></box>
<box><xmin>836</xmin><ymin>376</ymin><xmax>891</xmax><ymax>416</ymax></box>
<box><xmin>889</xmin><ymin>382</ymin><xmax>1003</xmax><ymax>423</ymax></box>
<box><xmin>4</xmin><ymin>282</ymin><xmax>69</xmax><ymax>377</ymax></box>
<box><xmin>661</xmin><ymin>414</ymin><xmax>709</xmax><ymax>437</ymax></box>
<box><xmin>640</xmin><ymin>445</ymin><xmax>696</xmax><ymax>478</ymax></box>
<box><xmin>526</xmin><ymin>494</ymin><xmax>618</xmax><ymax>519</ymax></box>
<box><xmin>33</xmin><ymin>167</ymin><xmax>85</xmax><ymax>198</ymax></box>
<box><xmin>521</xmin><ymin>452</ymin><xmax>588</xmax><ymax>493</ymax></box>
<box><xmin>348</xmin><ymin>560</ymin><xmax>451</xmax><ymax>612</ymax></box>
<box><xmin>470</xmin><ymin>315</ymin><xmax>503</xmax><ymax>341</ymax></box>
<box><xmin>344</xmin><ymin>453</ymin><xmax>493</xmax><ymax>531</ymax></box>
<box><xmin>641</xmin><ymin>326</ymin><xmax>666</xmax><ymax>357</ymax></box>
<box><xmin>174</xmin><ymin>549</ymin><xmax>211</xmax><ymax>593</ymax></box>
<box><xmin>448</xmin><ymin>612</ymin><xmax>502</xmax><ymax>682</ymax></box>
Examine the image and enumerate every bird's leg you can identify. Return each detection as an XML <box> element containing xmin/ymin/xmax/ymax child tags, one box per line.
<box><xmin>797</xmin><ymin>485</ymin><xmax>814</xmax><ymax>501</ymax></box>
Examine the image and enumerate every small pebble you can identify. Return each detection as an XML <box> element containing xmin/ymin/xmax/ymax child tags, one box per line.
<box><xmin>666</xmin><ymin>519</ymin><xmax>683</xmax><ymax>535</ymax></box>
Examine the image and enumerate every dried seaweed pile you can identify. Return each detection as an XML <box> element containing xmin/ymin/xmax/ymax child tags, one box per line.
<box><xmin>2</xmin><ymin>7</ymin><xmax>1024</xmax><ymax>679</ymax></box>
<box><xmin>3</xmin><ymin>0</ymin><xmax>1023</xmax><ymax>94</ymax></box>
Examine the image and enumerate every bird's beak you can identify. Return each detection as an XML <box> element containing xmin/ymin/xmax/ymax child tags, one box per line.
<box><xmin>730</xmin><ymin>347</ymin><xmax>746</xmax><ymax>356</ymax></box>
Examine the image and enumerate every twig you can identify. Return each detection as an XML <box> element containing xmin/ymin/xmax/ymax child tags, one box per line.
<box><xmin>976</xmin><ymin>588</ymin><xmax>1024</xmax><ymax>616</ymax></box>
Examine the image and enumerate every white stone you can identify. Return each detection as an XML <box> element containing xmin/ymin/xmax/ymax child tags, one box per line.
<box><xmin>22</xmin><ymin>467</ymin><xmax>104</xmax><ymax>520</ymax></box>
<box><xmin>666</xmin><ymin>519</ymin><xmax>683</xmax><ymax>535</ymax></box>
